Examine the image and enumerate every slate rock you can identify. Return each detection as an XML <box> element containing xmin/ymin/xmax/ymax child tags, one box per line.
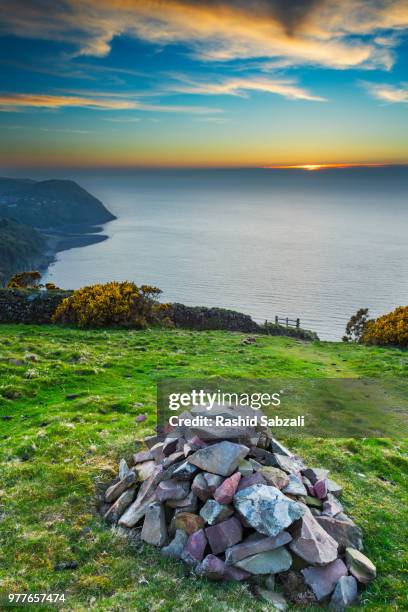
<box><xmin>289</xmin><ymin>507</ymin><xmax>338</xmax><ymax>566</ymax></box>
<box><xmin>191</xmin><ymin>473</ymin><xmax>211</xmax><ymax>501</ymax></box>
<box><xmin>235</xmin><ymin>547</ymin><xmax>292</xmax><ymax>575</ymax></box>
<box><xmin>200</xmin><ymin>499</ymin><xmax>234</xmax><ymax>525</ymax></box>
<box><xmin>322</xmin><ymin>494</ymin><xmax>344</xmax><ymax>518</ymax></box>
<box><xmin>150</xmin><ymin>442</ymin><xmax>165</xmax><ymax>462</ymax></box>
<box><xmin>270</xmin><ymin>438</ymin><xmax>294</xmax><ymax>458</ymax></box>
<box><xmin>330</xmin><ymin>575</ymin><xmax>358</xmax><ymax>610</ymax></box>
<box><xmin>119</xmin><ymin>458</ymin><xmax>130</xmax><ymax>480</ymax></box>
<box><xmin>188</xmin><ymin>441</ymin><xmax>249</xmax><ymax>476</ymax></box>
<box><xmin>197</xmin><ymin>554</ymin><xmax>226</xmax><ymax>580</ymax></box>
<box><xmin>175</xmin><ymin>512</ymin><xmax>205</xmax><ymax>534</ymax></box>
<box><xmin>118</xmin><ymin>466</ymin><xmax>163</xmax><ymax>527</ymax></box>
<box><xmin>233</xmin><ymin>484</ymin><xmax>305</xmax><ymax>537</ymax></box>
<box><xmin>304</xmin><ymin>495</ymin><xmax>323</xmax><ymax>509</ymax></box>
<box><xmin>184</xmin><ymin>528</ymin><xmax>207</xmax><ymax>561</ymax></box>
<box><xmin>274</xmin><ymin>454</ymin><xmax>306</xmax><ymax>474</ymax></box>
<box><xmin>172</xmin><ymin>460</ymin><xmax>199</xmax><ymax>480</ymax></box>
<box><xmin>155</xmin><ymin>479</ymin><xmax>190</xmax><ymax>502</ymax></box>
<box><xmin>316</xmin><ymin>516</ymin><xmax>363</xmax><ymax>553</ymax></box>
<box><xmin>205</xmin><ymin>516</ymin><xmax>243</xmax><ymax>554</ymax></box>
<box><xmin>258</xmin><ymin>466</ymin><xmax>290</xmax><ymax>490</ymax></box>
<box><xmin>161</xmin><ymin>529</ymin><xmax>188</xmax><ymax>559</ymax></box>
<box><xmin>238</xmin><ymin>459</ymin><xmax>254</xmax><ymax>476</ymax></box>
<box><xmin>236</xmin><ymin>472</ymin><xmax>267</xmax><ymax>492</ymax></box>
<box><xmin>214</xmin><ymin>472</ymin><xmax>241</xmax><ymax>504</ymax></box>
<box><xmin>166</xmin><ymin>490</ymin><xmax>198</xmax><ymax>512</ymax></box>
<box><xmin>225</xmin><ymin>531</ymin><xmax>292</xmax><ymax>565</ymax></box>
<box><xmin>314</xmin><ymin>479</ymin><xmax>328</xmax><ymax>500</ymax></box>
<box><xmin>134</xmin><ymin>460</ymin><xmax>156</xmax><ymax>482</ymax></box>
<box><xmin>104</xmin><ymin>487</ymin><xmax>136</xmax><ymax>524</ymax></box>
<box><xmin>302</xmin><ymin>559</ymin><xmax>348</xmax><ymax>601</ymax></box>
<box><xmin>133</xmin><ymin>450</ymin><xmax>153</xmax><ymax>464</ymax></box>
<box><xmin>327</xmin><ymin>479</ymin><xmax>343</xmax><ymax>496</ymax></box>
<box><xmin>162</xmin><ymin>451</ymin><xmax>185</xmax><ymax>468</ymax></box>
<box><xmin>345</xmin><ymin>547</ymin><xmax>376</xmax><ymax>584</ymax></box>
<box><xmin>283</xmin><ymin>474</ymin><xmax>308</xmax><ymax>496</ymax></box>
<box><xmin>302</xmin><ymin>468</ymin><xmax>329</xmax><ymax>485</ymax></box>
<box><xmin>105</xmin><ymin>471</ymin><xmax>136</xmax><ymax>503</ymax></box>
<box><xmin>163</xmin><ymin>437</ymin><xmax>178</xmax><ymax>457</ymax></box>
<box><xmin>203</xmin><ymin>472</ymin><xmax>224</xmax><ymax>493</ymax></box>
<box><xmin>141</xmin><ymin>502</ymin><xmax>167</xmax><ymax>547</ymax></box>
<box><xmin>135</xmin><ymin>413</ymin><xmax>147</xmax><ymax>422</ymax></box>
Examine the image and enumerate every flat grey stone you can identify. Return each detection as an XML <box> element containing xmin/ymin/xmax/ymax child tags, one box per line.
<box><xmin>188</xmin><ymin>441</ymin><xmax>249</xmax><ymax>476</ymax></box>
<box><xmin>104</xmin><ymin>487</ymin><xmax>136</xmax><ymax>524</ymax></box>
<box><xmin>141</xmin><ymin>502</ymin><xmax>167</xmax><ymax>547</ymax></box>
<box><xmin>345</xmin><ymin>547</ymin><xmax>376</xmax><ymax>584</ymax></box>
<box><xmin>225</xmin><ymin>531</ymin><xmax>292</xmax><ymax>565</ymax></box>
<box><xmin>161</xmin><ymin>529</ymin><xmax>188</xmax><ymax>559</ymax></box>
<box><xmin>105</xmin><ymin>471</ymin><xmax>136</xmax><ymax>503</ymax></box>
<box><xmin>283</xmin><ymin>473</ymin><xmax>307</xmax><ymax>496</ymax></box>
<box><xmin>330</xmin><ymin>575</ymin><xmax>358</xmax><ymax>610</ymax></box>
<box><xmin>234</xmin><ymin>547</ymin><xmax>292</xmax><ymax>575</ymax></box>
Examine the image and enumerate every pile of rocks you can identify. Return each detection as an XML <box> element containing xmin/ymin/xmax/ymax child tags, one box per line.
<box><xmin>100</xmin><ymin>420</ymin><xmax>376</xmax><ymax>610</ymax></box>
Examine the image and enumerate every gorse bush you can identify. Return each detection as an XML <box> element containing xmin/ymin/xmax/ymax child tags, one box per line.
<box><xmin>7</xmin><ymin>271</ymin><xmax>41</xmax><ymax>289</ymax></box>
<box><xmin>362</xmin><ymin>306</ymin><xmax>408</xmax><ymax>348</ymax></box>
<box><xmin>52</xmin><ymin>281</ymin><xmax>171</xmax><ymax>328</ymax></box>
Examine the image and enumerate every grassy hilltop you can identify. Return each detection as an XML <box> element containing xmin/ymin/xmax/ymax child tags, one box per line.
<box><xmin>0</xmin><ymin>325</ymin><xmax>407</xmax><ymax>611</ymax></box>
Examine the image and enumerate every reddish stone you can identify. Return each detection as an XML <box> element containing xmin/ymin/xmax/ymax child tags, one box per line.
<box><xmin>205</xmin><ymin>516</ymin><xmax>243</xmax><ymax>555</ymax></box>
<box><xmin>314</xmin><ymin>479</ymin><xmax>328</xmax><ymax>500</ymax></box>
<box><xmin>185</xmin><ymin>528</ymin><xmax>207</xmax><ymax>561</ymax></box>
<box><xmin>302</xmin><ymin>559</ymin><xmax>348</xmax><ymax>601</ymax></box>
<box><xmin>214</xmin><ymin>472</ymin><xmax>241</xmax><ymax>504</ymax></box>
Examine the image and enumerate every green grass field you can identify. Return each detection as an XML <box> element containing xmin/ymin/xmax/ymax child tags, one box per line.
<box><xmin>0</xmin><ymin>325</ymin><xmax>407</xmax><ymax>611</ymax></box>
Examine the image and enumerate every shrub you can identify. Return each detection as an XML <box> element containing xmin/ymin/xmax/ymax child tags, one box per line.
<box><xmin>7</xmin><ymin>271</ymin><xmax>41</xmax><ymax>289</ymax></box>
<box><xmin>362</xmin><ymin>306</ymin><xmax>408</xmax><ymax>348</ymax></box>
<box><xmin>52</xmin><ymin>281</ymin><xmax>171</xmax><ymax>329</ymax></box>
<box><xmin>342</xmin><ymin>308</ymin><xmax>371</xmax><ymax>343</ymax></box>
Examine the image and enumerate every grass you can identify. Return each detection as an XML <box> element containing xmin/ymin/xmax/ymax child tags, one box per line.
<box><xmin>0</xmin><ymin>324</ymin><xmax>407</xmax><ymax>611</ymax></box>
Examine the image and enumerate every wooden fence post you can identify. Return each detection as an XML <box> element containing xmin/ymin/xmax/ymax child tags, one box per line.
<box><xmin>296</xmin><ymin>318</ymin><xmax>300</xmax><ymax>328</ymax></box>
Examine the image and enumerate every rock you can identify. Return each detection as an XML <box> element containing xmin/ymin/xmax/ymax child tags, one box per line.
<box><xmin>235</xmin><ymin>547</ymin><xmax>292</xmax><ymax>575</ymax></box>
<box><xmin>258</xmin><ymin>466</ymin><xmax>290</xmax><ymax>490</ymax></box>
<box><xmin>225</xmin><ymin>531</ymin><xmax>292</xmax><ymax>565</ymax></box>
<box><xmin>191</xmin><ymin>473</ymin><xmax>211</xmax><ymax>502</ymax></box>
<box><xmin>255</xmin><ymin>588</ymin><xmax>288</xmax><ymax>610</ymax></box>
<box><xmin>119</xmin><ymin>458</ymin><xmax>130</xmax><ymax>480</ymax></box>
<box><xmin>214</xmin><ymin>472</ymin><xmax>241</xmax><ymax>504</ymax></box>
<box><xmin>205</xmin><ymin>516</ymin><xmax>243</xmax><ymax>554</ymax></box>
<box><xmin>279</xmin><ymin>570</ymin><xmax>317</xmax><ymax>606</ymax></box>
<box><xmin>236</xmin><ymin>472</ymin><xmax>267</xmax><ymax>491</ymax></box>
<box><xmin>238</xmin><ymin>459</ymin><xmax>253</xmax><ymax>476</ymax></box>
<box><xmin>314</xmin><ymin>479</ymin><xmax>328</xmax><ymax>500</ymax></box>
<box><xmin>316</xmin><ymin>516</ymin><xmax>363</xmax><ymax>553</ymax></box>
<box><xmin>302</xmin><ymin>559</ymin><xmax>348</xmax><ymax>601</ymax></box>
<box><xmin>203</xmin><ymin>472</ymin><xmax>224</xmax><ymax>493</ymax></box>
<box><xmin>283</xmin><ymin>474</ymin><xmax>307</xmax><ymax>496</ymax></box>
<box><xmin>302</xmin><ymin>468</ymin><xmax>329</xmax><ymax>484</ymax></box>
<box><xmin>162</xmin><ymin>451</ymin><xmax>185</xmax><ymax>468</ymax></box>
<box><xmin>249</xmin><ymin>446</ymin><xmax>277</xmax><ymax>465</ymax></box>
<box><xmin>289</xmin><ymin>507</ymin><xmax>338</xmax><ymax>566</ymax></box>
<box><xmin>135</xmin><ymin>413</ymin><xmax>147</xmax><ymax>422</ymax></box>
<box><xmin>104</xmin><ymin>487</ymin><xmax>136</xmax><ymax>523</ymax></box>
<box><xmin>166</xmin><ymin>490</ymin><xmax>198</xmax><ymax>512</ymax></box>
<box><xmin>172</xmin><ymin>461</ymin><xmax>199</xmax><ymax>480</ymax></box>
<box><xmin>150</xmin><ymin>442</ymin><xmax>165</xmax><ymax>462</ymax></box>
<box><xmin>322</xmin><ymin>494</ymin><xmax>344</xmax><ymax>518</ymax></box>
<box><xmin>134</xmin><ymin>460</ymin><xmax>156</xmax><ymax>482</ymax></box>
<box><xmin>184</xmin><ymin>528</ymin><xmax>208</xmax><ymax>562</ymax></box>
<box><xmin>197</xmin><ymin>554</ymin><xmax>226</xmax><ymax>580</ymax></box>
<box><xmin>155</xmin><ymin>479</ymin><xmax>190</xmax><ymax>502</ymax></box>
<box><xmin>163</xmin><ymin>437</ymin><xmax>178</xmax><ymax>456</ymax></box>
<box><xmin>54</xmin><ymin>560</ymin><xmax>78</xmax><ymax>571</ymax></box>
<box><xmin>141</xmin><ymin>502</ymin><xmax>167</xmax><ymax>547</ymax></box>
<box><xmin>223</xmin><ymin>564</ymin><xmax>251</xmax><ymax>581</ymax></box>
<box><xmin>270</xmin><ymin>438</ymin><xmax>294</xmax><ymax>457</ymax></box>
<box><xmin>304</xmin><ymin>495</ymin><xmax>323</xmax><ymax>509</ymax></box>
<box><xmin>200</xmin><ymin>499</ymin><xmax>234</xmax><ymax>525</ymax></box>
<box><xmin>188</xmin><ymin>441</ymin><xmax>249</xmax><ymax>476</ymax></box>
<box><xmin>265</xmin><ymin>574</ymin><xmax>275</xmax><ymax>591</ymax></box>
<box><xmin>105</xmin><ymin>471</ymin><xmax>136</xmax><ymax>503</ymax></box>
<box><xmin>345</xmin><ymin>548</ymin><xmax>376</xmax><ymax>584</ymax></box>
<box><xmin>327</xmin><ymin>479</ymin><xmax>343</xmax><ymax>496</ymax></box>
<box><xmin>330</xmin><ymin>575</ymin><xmax>358</xmax><ymax>610</ymax></box>
<box><xmin>144</xmin><ymin>434</ymin><xmax>159</xmax><ymax>448</ymax></box>
<box><xmin>274</xmin><ymin>454</ymin><xmax>306</xmax><ymax>474</ymax></box>
<box><xmin>118</xmin><ymin>471</ymin><xmax>159</xmax><ymax>527</ymax></box>
<box><xmin>161</xmin><ymin>529</ymin><xmax>188</xmax><ymax>559</ymax></box>
<box><xmin>233</xmin><ymin>484</ymin><xmax>305</xmax><ymax>537</ymax></box>
<box><xmin>133</xmin><ymin>450</ymin><xmax>153</xmax><ymax>464</ymax></box>
<box><xmin>175</xmin><ymin>512</ymin><xmax>205</xmax><ymax>535</ymax></box>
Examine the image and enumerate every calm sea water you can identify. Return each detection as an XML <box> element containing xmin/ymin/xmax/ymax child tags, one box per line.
<box><xmin>41</xmin><ymin>167</ymin><xmax>408</xmax><ymax>340</ymax></box>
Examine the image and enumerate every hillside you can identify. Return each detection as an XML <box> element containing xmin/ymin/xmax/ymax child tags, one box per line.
<box><xmin>0</xmin><ymin>218</ymin><xmax>47</xmax><ymax>285</ymax></box>
<box><xmin>0</xmin><ymin>177</ymin><xmax>116</xmax><ymax>228</ymax></box>
<box><xmin>0</xmin><ymin>325</ymin><xmax>407</xmax><ymax>610</ymax></box>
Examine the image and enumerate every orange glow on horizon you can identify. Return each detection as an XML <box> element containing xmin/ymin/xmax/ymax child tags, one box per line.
<box><xmin>263</xmin><ymin>162</ymin><xmax>390</xmax><ymax>171</ymax></box>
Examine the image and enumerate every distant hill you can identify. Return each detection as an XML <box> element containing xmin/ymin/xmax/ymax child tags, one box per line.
<box><xmin>0</xmin><ymin>177</ymin><xmax>116</xmax><ymax>228</ymax></box>
<box><xmin>0</xmin><ymin>218</ymin><xmax>47</xmax><ymax>285</ymax></box>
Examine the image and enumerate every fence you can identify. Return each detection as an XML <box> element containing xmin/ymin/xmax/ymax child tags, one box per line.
<box><xmin>273</xmin><ymin>315</ymin><xmax>300</xmax><ymax>329</ymax></box>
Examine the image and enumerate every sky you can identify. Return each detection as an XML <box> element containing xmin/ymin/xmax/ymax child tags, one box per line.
<box><xmin>0</xmin><ymin>0</ymin><xmax>408</xmax><ymax>168</ymax></box>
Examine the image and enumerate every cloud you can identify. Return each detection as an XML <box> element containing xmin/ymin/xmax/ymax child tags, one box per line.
<box><xmin>168</xmin><ymin>75</ymin><xmax>327</xmax><ymax>101</ymax></box>
<box><xmin>366</xmin><ymin>83</ymin><xmax>408</xmax><ymax>103</ymax></box>
<box><xmin>0</xmin><ymin>1</ymin><xmax>407</xmax><ymax>70</ymax></box>
<box><xmin>0</xmin><ymin>92</ymin><xmax>221</xmax><ymax>114</ymax></box>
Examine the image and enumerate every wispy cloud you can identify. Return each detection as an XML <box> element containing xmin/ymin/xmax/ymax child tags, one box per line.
<box><xmin>366</xmin><ymin>83</ymin><xmax>408</xmax><ymax>104</ymax></box>
<box><xmin>168</xmin><ymin>75</ymin><xmax>327</xmax><ymax>102</ymax></box>
<box><xmin>0</xmin><ymin>92</ymin><xmax>221</xmax><ymax>114</ymax></box>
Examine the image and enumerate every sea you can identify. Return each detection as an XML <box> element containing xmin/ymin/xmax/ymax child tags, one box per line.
<box><xmin>36</xmin><ymin>166</ymin><xmax>408</xmax><ymax>340</ymax></box>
